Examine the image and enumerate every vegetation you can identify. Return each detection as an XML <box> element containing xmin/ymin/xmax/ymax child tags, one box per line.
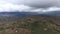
<box><xmin>0</xmin><ymin>14</ymin><xmax>59</xmax><ymax>34</ymax></box>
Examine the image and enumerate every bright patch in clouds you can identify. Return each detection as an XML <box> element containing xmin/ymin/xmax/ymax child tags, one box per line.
<box><xmin>0</xmin><ymin>3</ymin><xmax>31</xmax><ymax>11</ymax></box>
<box><xmin>0</xmin><ymin>0</ymin><xmax>31</xmax><ymax>12</ymax></box>
<box><xmin>32</xmin><ymin>7</ymin><xmax>60</xmax><ymax>12</ymax></box>
<box><xmin>42</xmin><ymin>7</ymin><xmax>60</xmax><ymax>12</ymax></box>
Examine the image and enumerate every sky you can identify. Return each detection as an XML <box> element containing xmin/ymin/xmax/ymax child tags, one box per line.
<box><xmin>0</xmin><ymin>0</ymin><xmax>60</xmax><ymax>12</ymax></box>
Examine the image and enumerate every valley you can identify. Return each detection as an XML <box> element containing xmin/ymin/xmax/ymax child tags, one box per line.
<box><xmin>0</xmin><ymin>12</ymin><xmax>59</xmax><ymax>34</ymax></box>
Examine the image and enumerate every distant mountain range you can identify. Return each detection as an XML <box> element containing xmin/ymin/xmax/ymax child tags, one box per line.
<box><xmin>0</xmin><ymin>11</ymin><xmax>60</xmax><ymax>17</ymax></box>
<box><xmin>0</xmin><ymin>12</ymin><xmax>39</xmax><ymax>17</ymax></box>
<box><xmin>44</xmin><ymin>11</ymin><xmax>60</xmax><ymax>15</ymax></box>
<box><xmin>43</xmin><ymin>11</ymin><xmax>60</xmax><ymax>18</ymax></box>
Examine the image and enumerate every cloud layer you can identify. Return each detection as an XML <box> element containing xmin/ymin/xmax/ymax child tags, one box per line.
<box><xmin>0</xmin><ymin>3</ymin><xmax>31</xmax><ymax>11</ymax></box>
<box><xmin>0</xmin><ymin>0</ymin><xmax>60</xmax><ymax>12</ymax></box>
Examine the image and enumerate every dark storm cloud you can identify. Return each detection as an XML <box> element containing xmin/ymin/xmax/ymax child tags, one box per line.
<box><xmin>23</xmin><ymin>0</ymin><xmax>59</xmax><ymax>8</ymax></box>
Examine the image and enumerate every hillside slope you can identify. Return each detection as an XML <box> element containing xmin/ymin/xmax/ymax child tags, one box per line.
<box><xmin>0</xmin><ymin>14</ymin><xmax>59</xmax><ymax>34</ymax></box>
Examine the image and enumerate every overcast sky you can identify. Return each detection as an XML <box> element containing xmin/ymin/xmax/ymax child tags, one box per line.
<box><xmin>0</xmin><ymin>0</ymin><xmax>60</xmax><ymax>12</ymax></box>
